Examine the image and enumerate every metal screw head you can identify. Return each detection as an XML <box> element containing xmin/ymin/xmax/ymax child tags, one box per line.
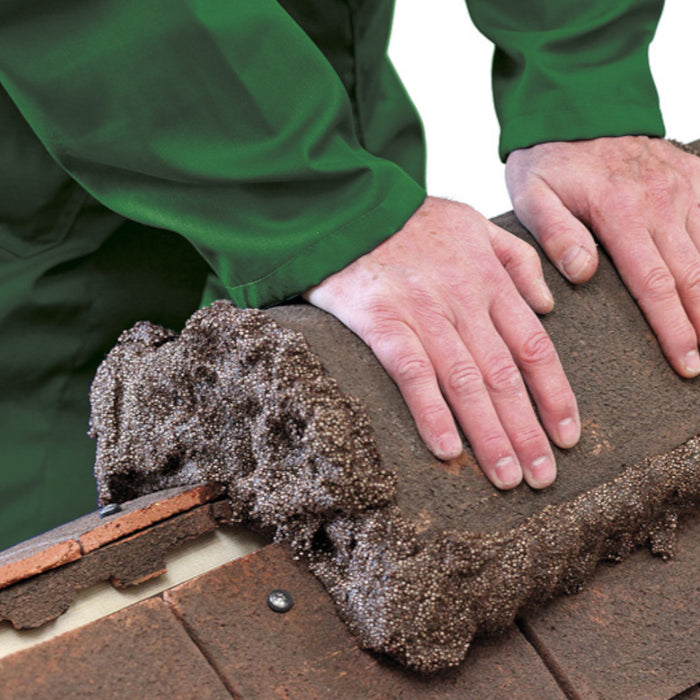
<box><xmin>99</xmin><ymin>503</ymin><xmax>122</xmax><ymax>518</ymax></box>
<box><xmin>267</xmin><ymin>589</ymin><xmax>294</xmax><ymax>613</ymax></box>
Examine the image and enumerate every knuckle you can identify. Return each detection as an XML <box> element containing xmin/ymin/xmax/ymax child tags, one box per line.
<box><xmin>602</xmin><ymin>183</ymin><xmax>639</xmax><ymax>213</ymax></box>
<box><xmin>360</xmin><ymin>303</ymin><xmax>406</xmax><ymax>343</ymax></box>
<box><xmin>542</xmin><ymin>386</ymin><xmax>576</xmax><ymax>414</ymax></box>
<box><xmin>391</xmin><ymin>353</ymin><xmax>434</xmax><ymax>385</ymax></box>
<box><xmin>507</xmin><ymin>239</ymin><xmax>542</xmax><ymax>272</ymax></box>
<box><xmin>648</xmin><ymin>167</ymin><xmax>677</xmax><ymax>196</ymax></box>
<box><xmin>640</xmin><ymin>267</ymin><xmax>677</xmax><ymax>300</ymax></box>
<box><xmin>407</xmin><ymin>286</ymin><xmax>444</xmax><ymax>316</ymax></box>
<box><xmin>417</xmin><ymin>402</ymin><xmax>450</xmax><ymax>425</ymax></box>
<box><xmin>365</xmin><ymin>323</ymin><xmax>407</xmax><ymax>358</ymax></box>
<box><xmin>523</xmin><ymin>241</ymin><xmax>542</xmax><ymax>268</ymax></box>
<box><xmin>536</xmin><ymin>216</ymin><xmax>573</xmax><ymax>245</ymax></box>
<box><xmin>478</xmin><ymin>431</ymin><xmax>511</xmax><ymax>456</ymax></box>
<box><xmin>361</xmin><ymin>293</ymin><xmax>401</xmax><ymax>320</ymax></box>
<box><xmin>482</xmin><ymin>358</ymin><xmax>522</xmax><ymax>394</ymax></box>
<box><xmin>511</xmin><ymin>425</ymin><xmax>545</xmax><ymax>452</ymax></box>
<box><xmin>518</xmin><ymin>330</ymin><xmax>557</xmax><ymax>368</ymax></box>
<box><xmin>415</xmin><ymin>311</ymin><xmax>453</xmax><ymax>339</ymax></box>
<box><xmin>665</xmin><ymin>321</ymin><xmax>696</xmax><ymax>347</ymax></box>
<box><xmin>646</xmin><ymin>188</ymin><xmax>676</xmax><ymax>218</ymax></box>
<box><xmin>679</xmin><ymin>264</ymin><xmax>700</xmax><ymax>299</ymax></box>
<box><xmin>445</xmin><ymin>361</ymin><xmax>483</xmax><ymax>396</ymax></box>
<box><xmin>494</xmin><ymin>243</ymin><xmax>517</xmax><ymax>270</ymax></box>
<box><xmin>645</xmin><ymin>168</ymin><xmax>691</xmax><ymax>214</ymax></box>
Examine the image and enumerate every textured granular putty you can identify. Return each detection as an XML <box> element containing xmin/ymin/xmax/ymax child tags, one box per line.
<box><xmin>90</xmin><ymin>301</ymin><xmax>700</xmax><ymax>673</ymax></box>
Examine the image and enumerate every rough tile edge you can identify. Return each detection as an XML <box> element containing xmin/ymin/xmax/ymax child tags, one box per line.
<box><xmin>673</xmin><ymin>683</ymin><xmax>700</xmax><ymax>700</ymax></box>
<box><xmin>79</xmin><ymin>483</ymin><xmax>224</xmax><ymax>553</ymax></box>
<box><xmin>0</xmin><ymin>483</ymin><xmax>226</xmax><ymax>590</ymax></box>
<box><xmin>0</xmin><ymin>504</ymin><xmax>222</xmax><ymax>631</ymax></box>
<box><xmin>0</xmin><ymin>541</ymin><xmax>82</xmax><ymax>590</ymax></box>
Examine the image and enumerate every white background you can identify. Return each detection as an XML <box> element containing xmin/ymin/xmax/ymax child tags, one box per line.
<box><xmin>389</xmin><ymin>1</ymin><xmax>700</xmax><ymax>217</ymax></box>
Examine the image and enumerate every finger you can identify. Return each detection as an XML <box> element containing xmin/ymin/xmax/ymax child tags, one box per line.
<box><xmin>648</xmin><ymin>221</ymin><xmax>700</xmax><ymax>373</ymax></box>
<box><xmin>458</xmin><ymin>294</ymin><xmax>573</xmax><ymax>489</ymax></box>
<box><xmin>450</xmin><ymin>307</ymin><xmax>559</xmax><ymax>490</ymax></box>
<box><xmin>364</xmin><ymin>318</ymin><xmax>463</xmax><ymax>460</ymax></box>
<box><xmin>419</xmin><ymin>318</ymin><xmax>523</xmax><ymax>489</ymax></box>
<box><xmin>511</xmin><ymin>178</ymin><xmax>598</xmax><ymax>283</ymax></box>
<box><xmin>488</xmin><ymin>224</ymin><xmax>554</xmax><ymax>314</ymax></box>
<box><xmin>655</xmin><ymin>207</ymin><xmax>700</xmax><ymax>315</ymax></box>
<box><xmin>601</xmin><ymin>216</ymin><xmax>700</xmax><ymax>377</ymax></box>
<box><xmin>457</xmin><ymin>318</ymin><xmax>557</xmax><ymax>489</ymax></box>
<box><xmin>489</xmin><ymin>291</ymin><xmax>581</xmax><ymax>458</ymax></box>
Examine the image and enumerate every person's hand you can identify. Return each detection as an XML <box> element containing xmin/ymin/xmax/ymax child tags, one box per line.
<box><xmin>303</xmin><ymin>196</ymin><xmax>580</xmax><ymax>490</ymax></box>
<box><xmin>506</xmin><ymin>136</ymin><xmax>700</xmax><ymax>379</ymax></box>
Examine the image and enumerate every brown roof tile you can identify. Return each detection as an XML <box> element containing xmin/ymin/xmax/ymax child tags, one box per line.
<box><xmin>0</xmin><ymin>597</ymin><xmax>233</xmax><ymax>699</ymax></box>
<box><xmin>164</xmin><ymin>543</ymin><xmax>566</xmax><ymax>699</ymax></box>
<box><xmin>520</xmin><ymin>513</ymin><xmax>700</xmax><ymax>700</ymax></box>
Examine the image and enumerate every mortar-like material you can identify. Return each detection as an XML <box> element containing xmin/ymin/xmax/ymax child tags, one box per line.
<box><xmin>90</xmin><ymin>304</ymin><xmax>395</xmax><ymax>553</ymax></box>
<box><xmin>90</xmin><ymin>293</ymin><xmax>700</xmax><ymax>672</ymax></box>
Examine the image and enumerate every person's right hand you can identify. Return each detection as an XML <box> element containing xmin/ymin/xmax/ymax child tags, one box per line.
<box><xmin>303</xmin><ymin>196</ymin><xmax>580</xmax><ymax>490</ymax></box>
<box><xmin>506</xmin><ymin>136</ymin><xmax>700</xmax><ymax>380</ymax></box>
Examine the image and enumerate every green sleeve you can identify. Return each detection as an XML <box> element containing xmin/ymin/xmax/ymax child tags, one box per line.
<box><xmin>0</xmin><ymin>0</ymin><xmax>425</xmax><ymax>307</ymax></box>
<box><xmin>465</xmin><ymin>0</ymin><xmax>666</xmax><ymax>160</ymax></box>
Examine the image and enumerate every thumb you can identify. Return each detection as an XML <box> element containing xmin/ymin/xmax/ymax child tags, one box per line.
<box><xmin>511</xmin><ymin>178</ymin><xmax>599</xmax><ymax>284</ymax></box>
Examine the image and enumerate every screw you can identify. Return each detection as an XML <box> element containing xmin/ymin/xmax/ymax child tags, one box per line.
<box><xmin>99</xmin><ymin>503</ymin><xmax>122</xmax><ymax>518</ymax></box>
<box><xmin>267</xmin><ymin>589</ymin><xmax>294</xmax><ymax>613</ymax></box>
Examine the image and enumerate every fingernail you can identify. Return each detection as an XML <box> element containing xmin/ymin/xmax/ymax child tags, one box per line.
<box><xmin>437</xmin><ymin>434</ymin><xmax>462</xmax><ymax>459</ymax></box>
<box><xmin>557</xmin><ymin>417</ymin><xmax>580</xmax><ymax>448</ymax></box>
<box><xmin>684</xmin><ymin>350</ymin><xmax>700</xmax><ymax>375</ymax></box>
<box><xmin>537</xmin><ymin>277</ymin><xmax>554</xmax><ymax>307</ymax></box>
<box><xmin>529</xmin><ymin>455</ymin><xmax>556</xmax><ymax>488</ymax></box>
<box><xmin>561</xmin><ymin>246</ymin><xmax>591</xmax><ymax>279</ymax></box>
<box><xmin>494</xmin><ymin>456</ymin><xmax>521</xmax><ymax>488</ymax></box>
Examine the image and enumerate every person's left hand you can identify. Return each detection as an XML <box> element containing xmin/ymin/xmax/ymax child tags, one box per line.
<box><xmin>506</xmin><ymin>135</ymin><xmax>700</xmax><ymax>378</ymax></box>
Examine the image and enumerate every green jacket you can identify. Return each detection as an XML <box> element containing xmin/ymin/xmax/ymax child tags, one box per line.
<box><xmin>0</xmin><ymin>0</ymin><xmax>664</xmax><ymax>308</ymax></box>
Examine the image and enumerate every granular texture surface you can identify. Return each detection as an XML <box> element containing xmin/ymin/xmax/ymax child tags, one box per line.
<box><xmin>308</xmin><ymin>438</ymin><xmax>699</xmax><ymax>671</ymax></box>
<box><xmin>89</xmin><ymin>300</ymin><xmax>700</xmax><ymax>673</ymax></box>
<box><xmin>90</xmin><ymin>301</ymin><xmax>393</xmax><ymax>553</ymax></box>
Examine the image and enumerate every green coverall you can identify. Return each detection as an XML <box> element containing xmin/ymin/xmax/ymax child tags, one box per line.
<box><xmin>0</xmin><ymin>0</ymin><xmax>665</xmax><ymax>549</ymax></box>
